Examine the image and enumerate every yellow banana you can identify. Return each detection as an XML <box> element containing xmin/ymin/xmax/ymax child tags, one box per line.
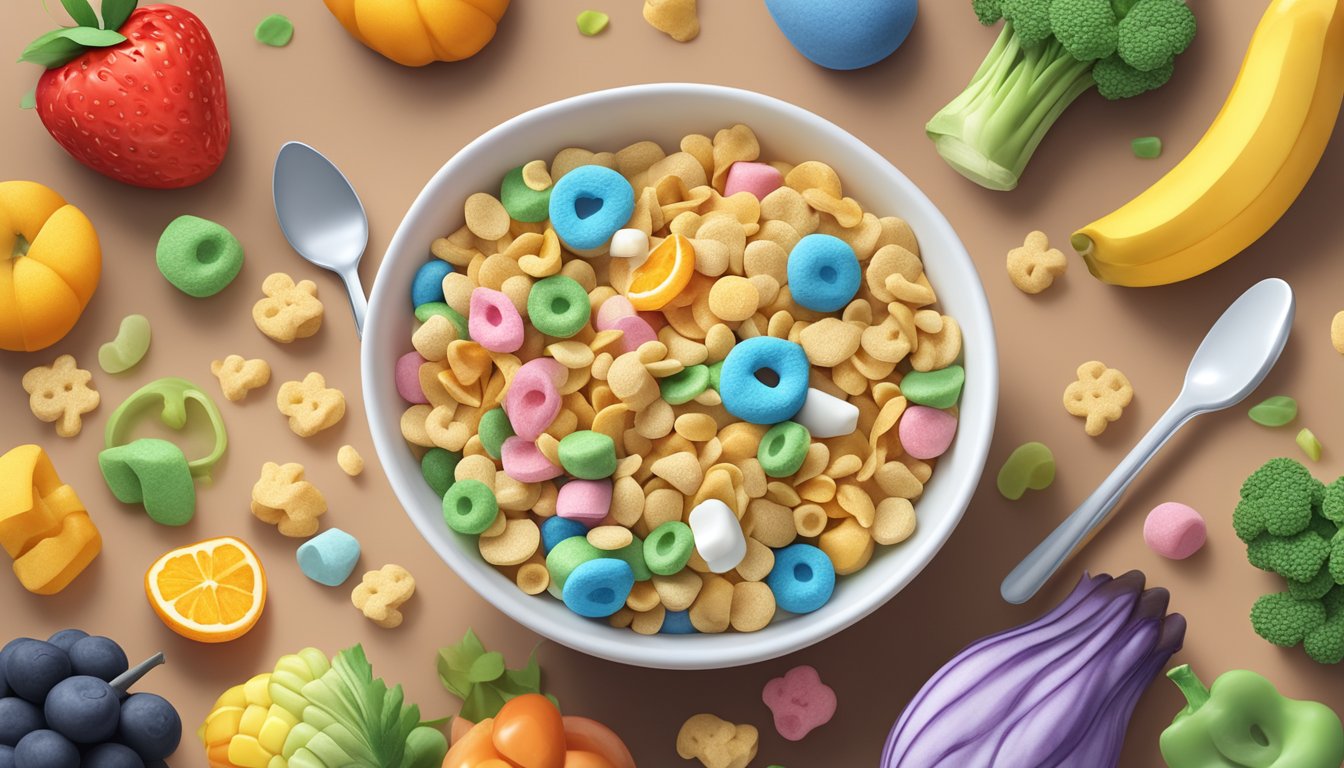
<box><xmin>1074</xmin><ymin>0</ymin><xmax>1344</xmax><ymax>286</ymax></box>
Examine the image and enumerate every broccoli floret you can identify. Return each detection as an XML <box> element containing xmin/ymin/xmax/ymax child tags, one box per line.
<box><xmin>1117</xmin><ymin>0</ymin><xmax>1197</xmax><ymax>72</ymax></box>
<box><xmin>1290</xmin><ymin>567</ymin><xmax>1337</xmax><ymax>600</ymax></box>
<box><xmin>1247</xmin><ymin>531</ymin><xmax>1331</xmax><ymax>582</ymax></box>
<box><xmin>1310</xmin><ymin>512</ymin><xmax>1339</xmax><ymax>541</ymax></box>
<box><xmin>929</xmin><ymin>0</ymin><xmax>1196</xmax><ymax>190</ymax></box>
<box><xmin>1329</xmin><ymin>530</ymin><xmax>1344</xmax><ymax>585</ymax></box>
<box><xmin>1251</xmin><ymin>591</ymin><xmax>1327</xmax><ymax>647</ymax></box>
<box><xmin>1305</xmin><ymin>587</ymin><xmax>1344</xmax><ymax>663</ymax></box>
<box><xmin>1233</xmin><ymin>458</ymin><xmax>1317</xmax><ymax>542</ymax></box>
<box><xmin>1323</xmin><ymin>478</ymin><xmax>1344</xmax><ymax>523</ymax></box>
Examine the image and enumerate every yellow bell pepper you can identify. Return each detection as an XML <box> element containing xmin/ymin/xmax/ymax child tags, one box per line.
<box><xmin>323</xmin><ymin>0</ymin><xmax>511</xmax><ymax>67</ymax></box>
<box><xmin>0</xmin><ymin>444</ymin><xmax>101</xmax><ymax>594</ymax></box>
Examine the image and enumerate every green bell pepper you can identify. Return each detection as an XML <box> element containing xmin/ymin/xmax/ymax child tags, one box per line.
<box><xmin>1160</xmin><ymin>664</ymin><xmax>1344</xmax><ymax>768</ymax></box>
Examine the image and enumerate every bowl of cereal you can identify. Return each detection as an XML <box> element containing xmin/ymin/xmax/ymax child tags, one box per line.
<box><xmin>363</xmin><ymin>84</ymin><xmax>997</xmax><ymax>669</ymax></box>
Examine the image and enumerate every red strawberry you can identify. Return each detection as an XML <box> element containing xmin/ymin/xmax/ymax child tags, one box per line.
<box><xmin>21</xmin><ymin>3</ymin><xmax>230</xmax><ymax>189</ymax></box>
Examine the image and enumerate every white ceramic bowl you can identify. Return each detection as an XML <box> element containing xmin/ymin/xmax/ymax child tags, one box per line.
<box><xmin>363</xmin><ymin>84</ymin><xmax>998</xmax><ymax>669</ymax></box>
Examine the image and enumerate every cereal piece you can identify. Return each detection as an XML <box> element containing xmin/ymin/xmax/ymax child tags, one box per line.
<box><xmin>395</xmin><ymin>352</ymin><xmax>429</xmax><ymax>404</ymax></box>
<box><xmin>254</xmin><ymin>13</ymin><xmax>294</xmax><ymax>46</ymax></box>
<box><xmin>559</xmin><ymin>430</ymin><xmax>618</xmax><ymax>479</ymax></box>
<box><xmin>997</xmin><ymin>442</ymin><xmax>1056</xmax><ymax>500</ymax></box>
<box><xmin>588</xmin><ymin>524</ymin><xmax>634</xmax><ymax>551</ymax></box>
<box><xmin>642</xmin><ymin>0</ymin><xmax>699</xmax><ymax>41</ymax></box>
<box><xmin>470</xmin><ymin>287</ymin><xmax>525</xmax><ymax>353</ymax></box>
<box><xmin>252</xmin><ymin>273</ymin><xmax>323</xmax><ymax>342</ymax></box>
<box><xmin>517</xmin><ymin>560</ymin><xmax>551</xmax><ymax>595</ymax></box>
<box><xmin>563</xmin><ymin>558</ymin><xmax>635</xmax><ymax>617</ymax></box>
<box><xmin>720</xmin><ymin>337</ymin><xmax>809</xmax><ymax>425</ymax></box>
<box><xmin>499</xmin><ymin>166</ymin><xmax>551</xmax><ymax>223</ymax></box>
<box><xmin>412</xmin><ymin>314</ymin><xmax>455</xmax><ymax>363</ymax></box>
<box><xmin>766</xmin><ymin>543</ymin><xmax>835</xmax><ymax>613</ymax></box>
<box><xmin>500</xmin><ymin>437</ymin><xmax>563</xmax><ymax>483</ymax></box>
<box><xmin>22</xmin><ymin>354</ymin><xmax>99</xmax><ymax>437</ymax></box>
<box><xmin>724</xmin><ymin>161</ymin><xmax>783</xmax><ymax>201</ymax></box>
<box><xmin>98</xmin><ymin>437</ymin><xmax>196</xmax><ymax>526</ymax></box>
<box><xmin>631</xmin><ymin>604</ymin><xmax>666</xmax><ymax>635</ymax></box>
<box><xmin>793</xmin><ymin>503</ymin><xmax>826</xmax><ymax>537</ymax></box>
<box><xmin>1298</xmin><ymin>427</ymin><xmax>1323</xmax><ymax>462</ymax></box>
<box><xmin>464</xmin><ymin>192</ymin><xmax>511</xmax><ymax>241</ymax></box>
<box><xmin>98</xmin><ymin>314</ymin><xmax>151</xmax><ymax>374</ymax></box>
<box><xmin>676</xmin><ymin>714</ymin><xmax>758</xmax><ymax>768</ymax></box>
<box><xmin>335</xmin><ymin>445</ymin><xmax>364</xmax><ymax>477</ymax></box>
<box><xmin>728</xmin><ymin>580</ymin><xmax>776</xmax><ymax>632</ymax></box>
<box><xmin>478</xmin><ymin>407</ymin><xmax>515</xmax><ymax>461</ymax></box>
<box><xmin>873</xmin><ymin>497</ymin><xmax>917</xmax><ymax>545</ymax></box>
<box><xmin>557</xmin><ymin>478</ymin><xmax>613</xmax><ymax>527</ymax></box>
<box><xmin>155</xmin><ymin>215</ymin><xmax>245</xmax><ymax>298</ymax></box>
<box><xmin>277</xmin><ymin>372</ymin><xmax>346</xmax><ymax>437</ymax></box>
<box><xmin>412</xmin><ymin>260</ymin><xmax>452</xmax><ymax>307</ymax></box>
<box><xmin>898</xmin><ymin>405</ymin><xmax>958</xmax><ymax>460</ymax></box>
<box><xmin>643</xmin><ymin>520</ymin><xmax>694</xmax><ymax>576</ymax></box>
<box><xmin>762</xmin><ymin>665</ymin><xmax>837</xmax><ymax>741</ymax></box>
<box><xmin>1332</xmin><ymin>311</ymin><xmax>1344</xmax><ymax>354</ymax></box>
<box><xmin>416</xmin><ymin>302</ymin><xmax>469</xmax><ymax>342</ymax></box>
<box><xmin>651</xmin><ymin>452</ymin><xmax>703</xmax><ymax>495</ymax></box>
<box><xmin>901</xmin><ymin>364</ymin><xmax>965</xmax><ymax>409</ymax></box>
<box><xmin>820</xmin><ymin>517</ymin><xmax>874</xmax><ymax>575</ymax></box>
<box><xmin>517</xmin><ymin>160</ymin><xmax>552</xmax><ymax>192</ymax></box>
<box><xmin>1063</xmin><ymin>361</ymin><xmax>1134</xmax><ymax>436</ymax></box>
<box><xmin>251</xmin><ymin>462</ymin><xmax>327</xmax><ymax>537</ymax></box>
<box><xmin>610</xmin><ymin>228</ymin><xmax>650</xmax><ymax>262</ymax></box>
<box><xmin>786</xmin><ymin>234</ymin><xmax>861</xmax><ymax>313</ymax></box>
<box><xmin>797</xmin><ymin>317</ymin><xmax>860</xmax><ymax>368</ymax></box>
<box><xmin>351</xmin><ymin>564</ymin><xmax>415</xmax><ymax>629</ymax></box>
<box><xmin>689</xmin><ymin>499</ymin><xmax>747</xmax><ymax>573</ymax></box>
<box><xmin>505</xmin><ymin>358</ymin><xmax>565</xmax><ymax>441</ymax></box>
<box><xmin>421</xmin><ymin>448</ymin><xmax>460</xmax><ymax>497</ymax></box>
<box><xmin>296</xmin><ymin>528</ymin><xmax>361</xmax><ymax>587</ymax></box>
<box><xmin>1007</xmin><ymin>230</ymin><xmax>1067</xmax><ymax>294</ymax></box>
<box><xmin>675</xmin><ymin>413</ymin><xmax>718</xmax><ymax>442</ymax></box>
<box><xmin>528</xmin><ymin>275</ymin><xmax>592</xmax><ymax>339</ymax></box>
<box><xmin>442</xmin><ymin>478</ymin><xmax>500</xmax><ymax>534</ymax></box>
<box><xmin>909</xmin><ymin>316</ymin><xmax>961</xmax><ymax>372</ymax></box>
<box><xmin>689</xmin><ymin>574</ymin><xmax>733</xmax><ymax>633</ymax></box>
<box><xmin>1143</xmin><ymin>502</ymin><xmax>1206</xmax><ymax>560</ymax></box>
<box><xmin>210</xmin><ymin>354</ymin><xmax>271</xmax><ymax>401</ymax></box>
<box><xmin>480</xmin><ymin>518</ymin><xmax>541</xmax><ymax>566</ymax></box>
<box><xmin>793</xmin><ymin>387</ymin><xmax>860</xmax><ymax>439</ymax></box>
<box><xmin>549</xmin><ymin>165</ymin><xmax>635</xmax><ymax>251</ymax></box>
<box><xmin>707</xmin><ymin>276</ymin><xmax>759</xmax><ymax>323</ymax></box>
<box><xmin>659</xmin><ymin>364</ymin><xmax>710</xmax><ymax>405</ymax></box>
<box><xmin>756</xmin><ymin>421</ymin><xmax>809</xmax><ymax>478</ymax></box>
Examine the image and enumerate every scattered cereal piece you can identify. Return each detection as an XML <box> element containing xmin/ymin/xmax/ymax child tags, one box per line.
<box><xmin>898</xmin><ymin>405</ymin><xmax>958</xmax><ymax>460</ymax></box>
<box><xmin>1063</xmin><ymin>361</ymin><xmax>1133</xmax><ymax>437</ymax></box>
<box><xmin>1248</xmin><ymin>395</ymin><xmax>1297</xmax><ymax>427</ymax></box>
<box><xmin>0</xmin><ymin>444</ymin><xmax>101</xmax><ymax>595</ymax></box>
<box><xmin>1006</xmin><ymin>231</ymin><xmax>1067</xmax><ymax>295</ymax></box>
<box><xmin>297</xmin><ymin>528</ymin><xmax>361</xmax><ymax>586</ymax></box>
<box><xmin>689</xmin><ymin>499</ymin><xmax>747</xmax><ymax>573</ymax></box>
<box><xmin>98</xmin><ymin>314</ymin><xmax>151</xmax><ymax>374</ymax></box>
<box><xmin>210</xmin><ymin>354</ymin><xmax>271</xmax><ymax>401</ymax></box>
<box><xmin>351</xmin><ymin>564</ymin><xmax>415</xmax><ymax>628</ymax></box>
<box><xmin>277</xmin><ymin>372</ymin><xmax>346</xmax><ymax>437</ymax></box>
<box><xmin>253</xmin><ymin>272</ymin><xmax>323</xmax><ymax>342</ymax></box>
<box><xmin>676</xmin><ymin>714</ymin><xmax>757</xmax><ymax>768</ymax></box>
<box><xmin>644</xmin><ymin>0</ymin><xmax>699</xmax><ymax>42</ymax></box>
<box><xmin>254</xmin><ymin>13</ymin><xmax>294</xmax><ymax>46</ymax></box>
<box><xmin>1142</xmin><ymin>502</ymin><xmax>1205</xmax><ymax>560</ymax></box>
<box><xmin>337</xmin><ymin>444</ymin><xmax>364</xmax><ymax>476</ymax></box>
<box><xmin>577</xmin><ymin>9</ymin><xmax>610</xmax><ymax>35</ymax></box>
<box><xmin>1131</xmin><ymin>136</ymin><xmax>1163</xmax><ymax>159</ymax></box>
<box><xmin>762</xmin><ymin>665</ymin><xmax>837</xmax><ymax>741</ymax></box>
<box><xmin>996</xmin><ymin>442</ymin><xmax>1055</xmax><ymax>500</ymax></box>
<box><xmin>1298</xmin><ymin>427</ymin><xmax>1323</xmax><ymax>462</ymax></box>
<box><xmin>480</xmin><ymin>518</ymin><xmax>541</xmax><ymax>566</ymax></box>
<box><xmin>900</xmin><ymin>364</ymin><xmax>965</xmax><ymax>409</ymax></box>
<box><xmin>22</xmin><ymin>354</ymin><xmax>98</xmax><ymax>437</ymax></box>
<box><xmin>1332</xmin><ymin>311</ymin><xmax>1344</xmax><ymax>354</ymax></box>
<box><xmin>98</xmin><ymin>438</ymin><xmax>195</xmax><ymax>526</ymax></box>
<box><xmin>250</xmin><ymin>461</ymin><xmax>327</xmax><ymax>537</ymax></box>
<box><xmin>156</xmin><ymin>215</ymin><xmax>245</xmax><ymax>298</ymax></box>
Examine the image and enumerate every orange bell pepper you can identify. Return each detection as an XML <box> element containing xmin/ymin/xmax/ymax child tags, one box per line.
<box><xmin>444</xmin><ymin>695</ymin><xmax>634</xmax><ymax>768</ymax></box>
<box><xmin>0</xmin><ymin>444</ymin><xmax>101</xmax><ymax>594</ymax></box>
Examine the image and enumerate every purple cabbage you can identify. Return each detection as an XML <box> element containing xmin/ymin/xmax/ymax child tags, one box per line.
<box><xmin>881</xmin><ymin>571</ymin><xmax>1186</xmax><ymax>768</ymax></box>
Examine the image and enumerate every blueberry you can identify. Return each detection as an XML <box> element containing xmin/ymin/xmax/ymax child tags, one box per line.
<box><xmin>116</xmin><ymin>694</ymin><xmax>180</xmax><ymax>761</ymax></box>
<box><xmin>0</xmin><ymin>745</ymin><xmax>13</xmax><ymax>768</ymax></box>
<box><xmin>69</xmin><ymin>636</ymin><xmax>128</xmax><ymax>683</ymax></box>
<box><xmin>13</xmin><ymin>730</ymin><xmax>78</xmax><ymax>768</ymax></box>
<box><xmin>0</xmin><ymin>697</ymin><xmax>44</xmax><ymax>747</ymax></box>
<box><xmin>45</xmin><ymin>676</ymin><xmax>119</xmax><ymax>744</ymax></box>
<box><xmin>44</xmin><ymin>630</ymin><xmax>88</xmax><ymax>654</ymax></box>
<box><xmin>0</xmin><ymin>638</ymin><xmax>34</xmax><ymax>699</ymax></box>
<box><xmin>82</xmin><ymin>742</ymin><xmax>145</xmax><ymax>768</ymax></box>
<box><xmin>3</xmin><ymin>641</ymin><xmax>69</xmax><ymax>704</ymax></box>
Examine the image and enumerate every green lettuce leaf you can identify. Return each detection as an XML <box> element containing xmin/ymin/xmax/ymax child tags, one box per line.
<box><xmin>437</xmin><ymin>629</ymin><xmax>557</xmax><ymax>722</ymax></box>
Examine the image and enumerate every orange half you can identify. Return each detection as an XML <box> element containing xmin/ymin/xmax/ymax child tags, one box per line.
<box><xmin>626</xmin><ymin>234</ymin><xmax>695</xmax><ymax>311</ymax></box>
<box><xmin>146</xmin><ymin>536</ymin><xmax>266</xmax><ymax>643</ymax></box>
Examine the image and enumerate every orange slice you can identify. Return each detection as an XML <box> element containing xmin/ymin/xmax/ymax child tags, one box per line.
<box><xmin>145</xmin><ymin>536</ymin><xmax>266</xmax><ymax>643</ymax></box>
<box><xmin>626</xmin><ymin>234</ymin><xmax>695</xmax><ymax>311</ymax></box>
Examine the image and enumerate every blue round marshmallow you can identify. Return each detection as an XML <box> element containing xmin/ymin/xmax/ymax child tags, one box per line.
<box><xmin>561</xmin><ymin>558</ymin><xmax>634</xmax><ymax>618</ymax></box>
<box><xmin>787</xmin><ymin>234</ymin><xmax>861</xmax><ymax>312</ymax></box>
<box><xmin>296</xmin><ymin>528</ymin><xmax>361</xmax><ymax>587</ymax></box>
<box><xmin>548</xmin><ymin>165</ymin><xmax>635</xmax><ymax>251</ymax></box>
<box><xmin>541</xmin><ymin>516</ymin><xmax>589</xmax><ymax>555</ymax></box>
<box><xmin>660</xmin><ymin>610</ymin><xmax>697</xmax><ymax>634</ymax></box>
<box><xmin>766</xmin><ymin>543</ymin><xmax>836</xmax><ymax>614</ymax></box>
<box><xmin>719</xmin><ymin>336</ymin><xmax>810</xmax><ymax>425</ymax></box>
<box><xmin>764</xmin><ymin>0</ymin><xmax>917</xmax><ymax>70</ymax></box>
<box><xmin>412</xmin><ymin>260</ymin><xmax>453</xmax><ymax>308</ymax></box>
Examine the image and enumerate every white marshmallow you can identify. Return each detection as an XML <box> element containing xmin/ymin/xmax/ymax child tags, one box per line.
<box><xmin>608</xmin><ymin>228</ymin><xmax>650</xmax><ymax>266</ymax></box>
<box><xmin>793</xmin><ymin>387</ymin><xmax>860</xmax><ymax>438</ymax></box>
<box><xmin>688</xmin><ymin>499</ymin><xmax>747</xmax><ymax>574</ymax></box>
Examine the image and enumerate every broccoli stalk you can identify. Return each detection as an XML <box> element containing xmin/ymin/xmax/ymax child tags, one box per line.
<box><xmin>928</xmin><ymin>0</ymin><xmax>1196</xmax><ymax>191</ymax></box>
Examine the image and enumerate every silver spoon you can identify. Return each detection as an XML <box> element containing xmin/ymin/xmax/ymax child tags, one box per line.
<box><xmin>1001</xmin><ymin>278</ymin><xmax>1295</xmax><ymax>605</ymax></box>
<box><xmin>273</xmin><ymin>141</ymin><xmax>369</xmax><ymax>336</ymax></box>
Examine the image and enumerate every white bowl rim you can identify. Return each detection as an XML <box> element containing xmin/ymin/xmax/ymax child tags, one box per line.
<box><xmin>363</xmin><ymin>83</ymin><xmax>999</xmax><ymax>669</ymax></box>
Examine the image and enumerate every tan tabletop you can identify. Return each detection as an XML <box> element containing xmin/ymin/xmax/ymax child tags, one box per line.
<box><xmin>3</xmin><ymin>1</ymin><xmax>1343</xmax><ymax>765</ymax></box>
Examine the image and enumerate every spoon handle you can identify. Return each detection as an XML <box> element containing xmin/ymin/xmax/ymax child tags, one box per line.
<box><xmin>341</xmin><ymin>268</ymin><xmax>368</xmax><ymax>338</ymax></box>
<box><xmin>1000</xmin><ymin>401</ymin><xmax>1197</xmax><ymax>604</ymax></box>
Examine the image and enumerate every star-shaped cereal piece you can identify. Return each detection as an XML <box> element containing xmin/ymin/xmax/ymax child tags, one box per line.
<box><xmin>21</xmin><ymin>354</ymin><xmax>99</xmax><ymax>437</ymax></box>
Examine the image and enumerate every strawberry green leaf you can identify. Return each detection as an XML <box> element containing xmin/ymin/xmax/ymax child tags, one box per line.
<box><xmin>437</xmin><ymin>630</ymin><xmax>553</xmax><ymax>723</ymax></box>
<box><xmin>61</xmin><ymin>0</ymin><xmax>98</xmax><ymax>28</ymax></box>
<box><xmin>100</xmin><ymin>0</ymin><xmax>136</xmax><ymax>31</ymax></box>
<box><xmin>19</xmin><ymin>89</ymin><xmax>35</xmax><ymax>109</ymax></box>
<box><xmin>18</xmin><ymin>26</ymin><xmax>125</xmax><ymax>68</ymax></box>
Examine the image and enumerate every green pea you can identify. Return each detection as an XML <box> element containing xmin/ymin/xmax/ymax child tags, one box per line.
<box><xmin>558</xmin><ymin>430</ymin><xmax>617</xmax><ymax>479</ymax></box>
<box><xmin>442</xmin><ymin>479</ymin><xmax>499</xmax><ymax>534</ymax></box>
<box><xmin>478</xmin><ymin>407</ymin><xmax>515</xmax><ymax>460</ymax></box>
<box><xmin>659</xmin><ymin>364</ymin><xmax>710</xmax><ymax>405</ymax></box>
<box><xmin>644</xmin><ymin>521</ymin><xmax>694</xmax><ymax>576</ymax></box>
<box><xmin>758</xmin><ymin>421</ymin><xmax>810</xmax><ymax>478</ymax></box>
<box><xmin>997</xmin><ymin>442</ymin><xmax>1055</xmax><ymax>500</ymax></box>
<box><xmin>1131</xmin><ymin>136</ymin><xmax>1163</xmax><ymax>159</ymax></box>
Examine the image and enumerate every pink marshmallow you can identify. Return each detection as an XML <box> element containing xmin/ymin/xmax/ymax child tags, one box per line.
<box><xmin>638</xmin><ymin>310</ymin><xmax>667</xmax><ymax>334</ymax></box>
<box><xmin>469</xmin><ymin>287</ymin><xmax>524</xmax><ymax>353</ymax></box>
<box><xmin>504</xmin><ymin>358</ymin><xmax>566</xmax><ymax>440</ymax></box>
<box><xmin>556</xmin><ymin>478</ymin><xmax>612</xmax><ymax>528</ymax></box>
<box><xmin>1143</xmin><ymin>502</ymin><xmax>1206</xmax><ymax>560</ymax></box>
<box><xmin>724</xmin><ymin>161</ymin><xmax>784</xmax><ymax>201</ymax></box>
<box><xmin>395</xmin><ymin>352</ymin><xmax>428</xmax><ymax>404</ymax></box>
<box><xmin>762</xmin><ymin>665</ymin><xmax>837</xmax><ymax>742</ymax></box>
<box><xmin>898</xmin><ymin>405</ymin><xmax>958</xmax><ymax>460</ymax></box>
<box><xmin>595</xmin><ymin>295</ymin><xmax>636</xmax><ymax>331</ymax></box>
<box><xmin>610</xmin><ymin>314</ymin><xmax>658</xmax><ymax>356</ymax></box>
<box><xmin>500</xmin><ymin>437</ymin><xmax>563</xmax><ymax>483</ymax></box>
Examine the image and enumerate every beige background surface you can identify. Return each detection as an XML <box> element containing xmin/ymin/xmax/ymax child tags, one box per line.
<box><xmin>2</xmin><ymin>1</ymin><xmax>1342</xmax><ymax>765</ymax></box>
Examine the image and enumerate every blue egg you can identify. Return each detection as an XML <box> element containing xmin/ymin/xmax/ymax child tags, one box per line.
<box><xmin>765</xmin><ymin>0</ymin><xmax>918</xmax><ymax>70</ymax></box>
<box><xmin>718</xmin><ymin>337</ymin><xmax>810</xmax><ymax>425</ymax></box>
<box><xmin>548</xmin><ymin>166</ymin><xmax>635</xmax><ymax>251</ymax></box>
<box><xmin>660</xmin><ymin>610</ymin><xmax>697</xmax><ymax>635</ymax></box>
<box><xmin>541</xmin><ymin>517</ymin><xmax>588</xmax><ymax>555</ymax></box>
<box><xmin>766</xmin><ymin>544</ymin><xmax>836</xmax><ymax>614</ymax></box>
<box><xmin>787</xmin><ymin>234</ymin><xmax>861</xmax><ymax>312</ymax></box>
<box><xmin>412</xmin><ymin>259</ymin><xmax>453</xmax><ymax>308</ymax></box>
<box><xmin>561</xmin><ymin>558</ymin><xmax>634</xmax><ymax>618</ymax></box>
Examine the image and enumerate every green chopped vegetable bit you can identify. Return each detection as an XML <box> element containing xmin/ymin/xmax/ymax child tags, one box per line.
<box><xmin>1249</xmin><ymin>395</ymin><xmax>1298</xmax><ymax>427</ymax></box>
<box><xmin>1131</xmin><ymin>136</ymin><xmax>1163</xmax><ymax>158</ymax></box>
<box><xmin>437</xmin><ymin>628</ymin><xmax>557</xmax><ymax>722</ymax></box>
<box><xmin>997</xmin><ymin>441</ymin><xmax>1055</xmax><ymax>500</ymax></box>
<box><xmin>255</xmin><ymin>13</ymin><xmax>294</xmax><ymax>47</ymax></box>
<box><xmin>1299</xmin><ymin>428</ymin><xmax>1324</xmax><ymax>462</ymax></box>
<box><xmin>577</xmin><ymin>10</ymin><xmax>610</xmax><ymax>36</ymax></box>
<box><xmin>19</xmin><ymin>89</ymin><xmax>35</xmax><ymax>110</ymax></box>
